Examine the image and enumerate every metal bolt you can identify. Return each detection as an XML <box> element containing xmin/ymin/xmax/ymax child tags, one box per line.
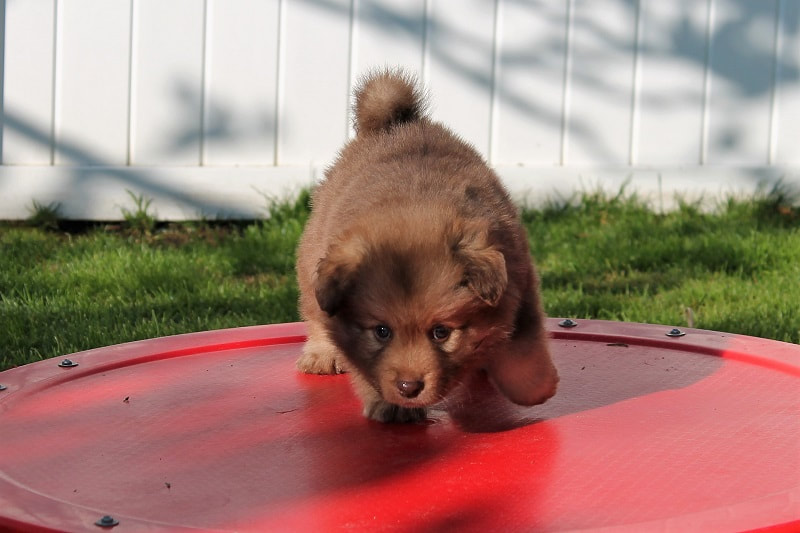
<box><xmin>95</xmin><ymin>515</ymin><xmax>119</xmax><ymax>528</ymax></box>
<box><xmin>558</xmin><ymin>319</ymin><xmax>578</xmax><ymax>328</ymax></box>
<box><xmin>0</xmin><ymin>385</ymin><xmax>7</xmax><ymax>391</ymax></box>
<box><xmin>58</xmin><ymin>359</ymin><xmax>79</xmax><ymax>368</ymax></box>
<box><xmin>666</xmin><ymin>328</ymin><xmax>686</xmax><ymax>337</ymax></box>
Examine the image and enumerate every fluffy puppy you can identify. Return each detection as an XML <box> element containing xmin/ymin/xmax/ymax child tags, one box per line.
<box><xmin>296</xmin><ymin>70</ymin><xmax>558</xmax><ymax>423</ymax></box>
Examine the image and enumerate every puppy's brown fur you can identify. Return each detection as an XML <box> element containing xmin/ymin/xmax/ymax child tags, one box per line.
<box><xmin>296</xmin><ymin>70</ymin><xmax>558</xmax><ymax>423</ymax></box>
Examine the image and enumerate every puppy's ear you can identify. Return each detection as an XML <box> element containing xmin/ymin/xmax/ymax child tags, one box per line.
<box><xmin>314</xmin><ymin>237</ymin><xmax>364</xmax><ymax>316</ymax></box>
<box><xmin>453</xmin><ymin>220</ymin><xmax>508</xmax><ymax>307</ymax></box>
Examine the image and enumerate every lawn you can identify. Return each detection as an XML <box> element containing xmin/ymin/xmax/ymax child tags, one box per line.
<box><xmin>1</xmin><ymin>189</ymin><xmax>798</xmax><ymax>371</ymax></box>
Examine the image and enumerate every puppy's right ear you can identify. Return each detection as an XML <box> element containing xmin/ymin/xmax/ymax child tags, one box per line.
<box><xmin>314</xmin><ymin>238</ymin><xmax>364</xmax><ymax>316</ymax></box>
<box><xmin>452</xmin><ymin>219</ymin><xmax>508</xmax><ymax>307</ymax></box>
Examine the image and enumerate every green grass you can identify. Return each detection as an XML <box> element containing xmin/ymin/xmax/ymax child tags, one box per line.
<box><xmin>1</xmin><ymin>189</ymin><xmax>798</xmax><ymax>371</ymax></box>
<box><xmin>525</xmin><ymin>190</ymin><xmax>800</xmax><ymax>343</ymax></box>
<box><xmin>0</xmin><ymin>192</ymin><xmax>310</xmax><ymax>371</ymax></box>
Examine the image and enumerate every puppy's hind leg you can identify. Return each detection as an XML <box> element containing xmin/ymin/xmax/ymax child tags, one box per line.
<box><xmin>487</xmin><ymin>283</ymin><xmax>559</xmax><ymax>406</ymax></box>
<box><xmin>488</xmin><ymin>326</ymin><xmax>558</xmax><ymax>406</ymax></box>
<box><xmin>296</xmin><ymin>321</ymin><xmax>347</xmax><ymax>375</ymax></box>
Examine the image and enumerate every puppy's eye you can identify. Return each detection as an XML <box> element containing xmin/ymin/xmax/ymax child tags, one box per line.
<box><xmin>374</xmin><ymin>325</ymin><xmax>392</xmax><ymax>341</ymax></box>
<box><xmin>431</xmin><ymin>325</ymin><xmax>451</xmax><ymax>342</ymax></box>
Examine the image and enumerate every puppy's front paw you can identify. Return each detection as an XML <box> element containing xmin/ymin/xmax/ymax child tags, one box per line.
<box><xmin>296</xmin><ymin>350</ymin><xmax>347</xmax><ymax>375</ymax></box>
<box><xmin>364</xmin><ymin>401</ymin><xmax>427</xmax><ymax>423</ymax></box>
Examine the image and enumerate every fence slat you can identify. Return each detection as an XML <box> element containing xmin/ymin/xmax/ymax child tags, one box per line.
<box><xmin>425</xmin><ymin>0</ymin><xmax>497</xmax><ymax>157</ymax></box>
<box><xmin>2</xmin><ymin>0</ymin><xmax>56</xmax><ymax>165</ymax></box>
<box><xmin>203</xmin><ymin>0</ymin><xmax>280</xmax><ymax>166</ymax></box>
<box><xmin>776</xmin><ymin>0</ymin><xmax>800</xmax><ymax>165</ymax></box>
<box><xmin>567</xmin><ymin>0</ymin><xmax>638</xmax><ymax>165</ymax></box>
<box><xmin>1</xmin><ymin>0</ymin><xmax>798</xmax><ymax>220</ymax></box>
<box><xmin>278</xmin><ymin>0</ymin><xmax>352</xmax><ymax>166</ymax></box>
<box><xmin>56</xmin><ymin>0</ymin><xmax>131</xmax><ymax>166</ymax></box>
<box><xmin>347</xmin><ymin>0</ymin><xmax>427</xmax><ymax>140</ymax></box>
<box><xmin>130</xmin><ymin>0</ymin><xmax>205</xmax><ymax>165</ymax></box>
<box><xmin>353</xmin><ymin>0</ymin><xmax>426</xmax><ymax>76</ymax></box>
<box><xmin>495</xmin><ymin>0</ymin><xmax>568</xmax><ymax>166</ymax></box>
<box><xmin>637</xmin><ymin>1</ymin><xmax>709</xmax><ymax>166</ymax></box>
<box><xmin>706</xmin><ymin>0</ymin><xmax>778</xmax><ymax>165</ymax></box>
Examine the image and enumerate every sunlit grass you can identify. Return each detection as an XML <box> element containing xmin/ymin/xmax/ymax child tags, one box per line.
<box><xmin>527</xmin><ymin>190</ymin><xmax>800</xmax><ymax>342</ymax></box>
<box><xmin>1</xmin><ymin>188</ymin><xmax>797</xmax><ymax>371</ymax></box>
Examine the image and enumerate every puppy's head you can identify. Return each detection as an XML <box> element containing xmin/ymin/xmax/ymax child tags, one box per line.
<box><xmin>314</xmin><ymin>209</ymin><xmax>508</xmax><ymax>408</ymax></box>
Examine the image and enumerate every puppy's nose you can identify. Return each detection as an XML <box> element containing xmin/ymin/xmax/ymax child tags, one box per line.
<box><xmin>396</xmin><ymin>380</ymin><xmax>425</xmax><ymax>398</ymax></box>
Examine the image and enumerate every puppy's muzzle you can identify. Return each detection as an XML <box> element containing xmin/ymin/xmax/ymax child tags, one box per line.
<box><xmin>396</xmin><ymin>379</ymin><xmax>425</xmax><ymax>399</ymax></box>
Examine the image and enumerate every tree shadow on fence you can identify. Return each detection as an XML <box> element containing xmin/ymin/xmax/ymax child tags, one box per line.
<box><xmin>1</xmin><ymin>0</ymin><xmax>798</xmax><ymax>218</ymax></box>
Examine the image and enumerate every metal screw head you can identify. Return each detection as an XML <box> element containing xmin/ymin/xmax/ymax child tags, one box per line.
<box><xmin>58</xmin><ymin>359</ymin><xmax>79</xmax><ymax>368</ymax></box>
<box><xmin>666</xmin><ymin>328</ymin><xmax>686</xmax><ymax>337</ymax></box>
<box><xmin>558</xmin><ymin>319</ymin><xmax>578</xmax><ymax>328</ymax></box>
<box><xmin>95</xmin><ymin>515</ymin><xmax>119</xmax><ymax>528</ymax></box>
<box><xmin>0</xmin><ymin>384</ymin><xmax>7</xmax><ymax>391</ymax></box>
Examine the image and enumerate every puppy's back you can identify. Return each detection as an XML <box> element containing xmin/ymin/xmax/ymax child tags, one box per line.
<box><xmin>298</xmin><ymin>70</ymin><xmax>524</xmax><ymax>311</ymax></box>
<box><xmin>330</xmin><ymin>70</ymin><xmax>510</xmax><ymax>214</ymax></box>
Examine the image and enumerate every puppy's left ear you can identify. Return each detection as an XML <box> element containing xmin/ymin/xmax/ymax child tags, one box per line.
<box><xmin>314</xmin><ymin>236</ymin><xmax>364</xmax><ymax>316</ymax></box>
<box><xmin>453</xmin><ymin>220</ymin><xmax>508</xmax><ymax>306</ymax></box>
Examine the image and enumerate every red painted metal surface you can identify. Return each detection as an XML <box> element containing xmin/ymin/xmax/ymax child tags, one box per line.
<box><xmin>0</xmin><ymin>319</ymin><xmax>798</xmax><ymax>532</ymax></box>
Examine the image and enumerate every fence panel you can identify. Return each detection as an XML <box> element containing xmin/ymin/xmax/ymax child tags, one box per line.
<box><xmin>204</xmin><ymin>0</ymin><xmax>281</xmax><ymax>166</ymax></box>
<box><xmin>0</xmin><ymin>0</ymin><xmax>797</xmax><ymax>219</ymax></box>
<box><xmin>278</xmin><ymin>0</ymin><xmax>351</xmax><ymax>166</ymax></box>
<box><xmin>776</xmin><ymin>0</ymin><xmax>800</xmax><ymax>165</ymax></box>
<box><xmin>57</xmin><ymin>0</ymin><xmax>131</xmax><ymax>166</ymax></box>
<box><xmin>637</xmin><ymin>0</ymin><xmax>708</xmax><ymax>166</ymax></box>
<box><xmin>425</xmin><ymin>0</ymin><xmax>497</xmax><ymax>157</ymax></box>
<box><xmin>3</xmin><ymin>0</ymin><xmax>56</xmax><ymax>165</ymax></box>
<box><xmin>567</xmin><ymin>0</ymin><xmax>639</xmax><ymax>165</ymax></box>
<box><xmin>706</xmin><ymin>0</ymin><xmax>779</xmax><ymax>166</ymax></box>
<box><xmin>131</xmin><ymin>0</ymin><xmax>205</xmax><ymax>166</ymax></box>
<box><xmin>352</xmin><ymin>0</ymin><xmax>427</xmax><ymax>82</ymax></box>
<box><xmin>495</xmin><ymin>0</ymin><xmax>569</xmax><ymax>166</ymax></box>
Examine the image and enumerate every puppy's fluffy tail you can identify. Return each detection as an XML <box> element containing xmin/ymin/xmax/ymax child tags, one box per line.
<box><xmin>354</xmin><ymin>69</ymin><xmax>426</xmax><ymax>135</ymax></box>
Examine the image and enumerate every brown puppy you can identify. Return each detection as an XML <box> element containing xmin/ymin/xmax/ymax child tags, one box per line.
<box><xmin>296</xmin><ymin>70</ymin><xmax>558</xmax><ymax>423</ymax></box>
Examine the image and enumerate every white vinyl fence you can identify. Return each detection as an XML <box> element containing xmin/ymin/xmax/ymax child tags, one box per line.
<box><xmin>1</xmin><ymin>0</ymin><xmax>798</xmax><ymax>219</ymax></box>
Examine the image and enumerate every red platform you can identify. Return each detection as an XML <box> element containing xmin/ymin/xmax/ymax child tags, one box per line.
<box><xmin>0</xmin><ymin>320</ymin><xmax>798</xmax><ymax>532</ymax></box>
